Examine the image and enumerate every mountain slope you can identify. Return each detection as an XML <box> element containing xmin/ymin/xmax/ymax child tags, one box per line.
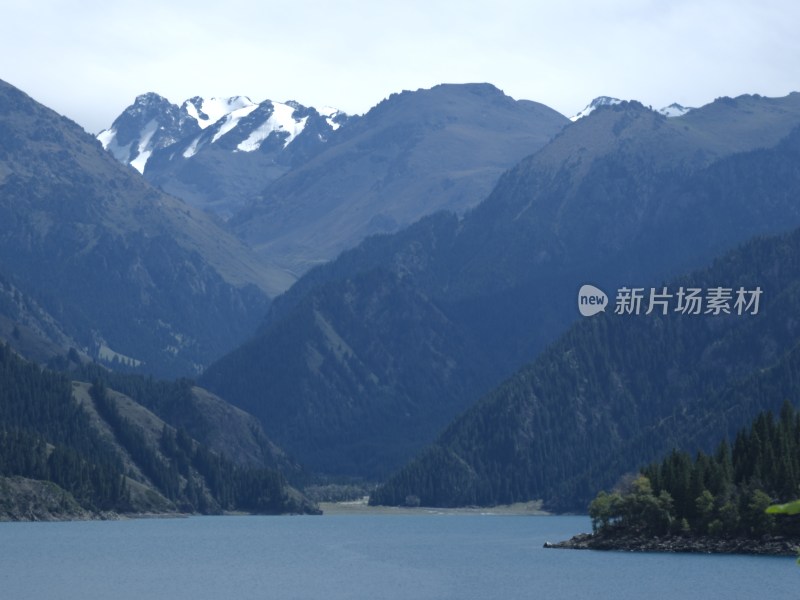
<box><xmin>0</xmin><ymin>270</ymin><xmax>87</xmax><ymax>364</ymax></box>
<box><xmin>0</xmin><ymin>79</ymin><xmax>292</xmax><ymax>377</ymax></box>
<box><xmin>202</xmin><ymin>92</ymin><xmax>800</xmax><ymax>481</ymax></box>
<box><xmin>0</xmin><ymin>344</ymin><xmax>317</xmax><ymax>518</ymax></box>
<box><xmin>231</xmin><ymin>83</ymin><xmax>570</xmax><ymax>275</ymax></box>
<box><xmin>201</xmin><ymin>262</ymin><xmax>495</xmax><ymax>478</ymax></box>
<box><xmin>67</xmin><ymin>364</ymin><xmax>305</xmax><ymax>480</ymax></box>
<box><xmin>370</xmin><ymin>225</ymin><xmax>800</xmax><ymax>510</ymax></box>
<box><xmin>96</xmin><ymin>92</ymin><xmax>200</xmax><ymax>173</ymax></box>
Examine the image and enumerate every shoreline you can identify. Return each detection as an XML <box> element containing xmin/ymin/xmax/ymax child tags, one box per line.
<box><xmin>544</xmin><ymin>531</ymin><xmax>800</xmax><ymax>557</ymax></box>
<box><xmin>319</xmin><ymin>497</ymin><xmax>550</xmax><ymax>516</ymax></box>
<box><xmin>0</xmin><ymin>501</ymin><xmax>550</xmax><ymax>522</ymax></box>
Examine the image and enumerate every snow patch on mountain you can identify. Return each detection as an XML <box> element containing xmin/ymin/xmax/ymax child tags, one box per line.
<box><xmin>97</xmin><ymin>127</ymin><xmax>131</xmax><ymax>162</ymax></box>
<box><xmin>97</xmin><ymin>119</ymin><xmax>159</xmax><ymax>174</ymax></box>
<box><xmin>319</xmin><ymin>106</ymin><xmax>343</xmax><ymax>130</ymax></box>
<box><xmin>130</xmin><ymin>150</ymin><xmax>152</xmax><ymax>174</ymax></box>
<box><xmin>571</xmin><ymin>97</ymin><xmax>695</xmax><ymax>121</ymax></box>
<box><xmin>183</xmin><ymin>135</ymin><xmax>203</xmax><ymax>159</ymax></box>
<box><xmin>570</xmin><ymin>96</ymin><xmax>622</xmax><ymax>121</ymax></box>
<box><xmin>99</xmin><ymin>93</ymin><xmax>349</xmax><ymax>182</ymax></box>
<box><xmin>184</xmin><ymin>96</ymin><xmax>255</xmax><ymax>129</ymax></box>
<box><xmin>211</xmin><ymin>103</ymin><xmax>260</xmax><ymax>143</ymax></box>
<box><xmin>658</xmin><ymin>103</ymin><xmax>694</xmax><ymax>118</ymax></box>
<box><xmin>236</xmin><ymin>102</ymin><xmax>309</xmax><ymax>152</ymax></box>
<box><xmin>128</xmin><ymin>119</ymin><xmax>159</xmax><ymax>174</ymax></box>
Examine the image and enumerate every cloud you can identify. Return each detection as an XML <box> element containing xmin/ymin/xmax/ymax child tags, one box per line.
<box><xmin>1</xmin><ymin>0</ymin><xmax>798</xmax><ymax>132</ymax></box>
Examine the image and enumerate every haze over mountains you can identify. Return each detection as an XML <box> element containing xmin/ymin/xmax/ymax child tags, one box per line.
<box><xmin>202</xmin><ymin>92</ymin><xmax>800</xmax><ymax>481</ymax></box>
<box><xmin>231</xmin><ymin>84</ymin><xmax>569</xmax><ymax>276</ymax></box>
<box><xmin>101</xmin><ymin>83</ymin><xmax>571</xmax><ymax>279</ymax></box>
<box><xmin>4</xmin><ymin>75</ymin><xmax>800</xmax><ymax>517</ymax></box>
<box><xmin>98</xmin><ymin>86</ymin><xmax>699</xmax><ymax>283</ymax></box>
<box><xmin>372</xmin><ymin>220</ymin><xmax>800</xmax><ymax>510</ymax></box>
<box><xmin>0</xmin><ymin>79</ymin><xmax>292</xmax><ymax>377</ymax></box>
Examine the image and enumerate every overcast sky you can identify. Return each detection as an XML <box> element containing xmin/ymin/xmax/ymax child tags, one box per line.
<box><xmin>1</xmin><ymin>0</ymin><xmax>797</xmax><ymax>133</ymax></box>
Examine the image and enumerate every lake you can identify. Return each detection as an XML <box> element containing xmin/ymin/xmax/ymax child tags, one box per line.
<box><xmin>0</xmin><ymin>514</ymin><xmax>796</xmax><ymax>599</ymax></box>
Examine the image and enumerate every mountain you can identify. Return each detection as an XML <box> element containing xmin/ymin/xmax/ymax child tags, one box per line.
<box><xmin>231</xmin><ymin>83</ymin><xmax>570</xmax><ymax>276</ymax></box>
<box><xmin>658</xmin><ymin>102</ymin><xmax>693</xmax><ymax>117</ymax></box>
<box><xmin>63</xmin><ymin>362</ymin><xmax>305</xmax><ymax>478</ymax></box>
<box><xmin>570</xmin><ymin>96</ymin><xmax>623</xmax><ymax>121</ymax></box>
<box><xmin>202</xmin><ymin>254</ymin><xmax>496</xmax><ymax>478</ymax></box>
<box><xmin>0</xmin><ymin>270</ymin><xmax>87</xmax><ymax>364</ymax></box>
<box><xmin>370</xmin><ymin>223</ymin><xmax>800</xmax><ymax>511</ymax></box>
<box><xmin>571</xmin><ymin>96</ymin><xmax>694</xmax><ymax>121</ymax></box>
<box><xmin>0</xmin><ymin>78</ymin><xmax>292</xmax><ymax>377</ymax></box>
<box><xmin>0</xmin><ymin>343</ymin><xmax>316</xmax><ymax>519</ymax></box>
<box><xmin>201</xmin><ymin>92</ymin><xmax>800</xmax><ymax>481</ymax></box>
<box><xmin>96</xmin><ymin>92</ymin><xmax>200</xmax><ymax>173</ymax></box>
<box><xmin>99</xmin><ymin>83</ymin><xmax>569</xmax><ymax>279</ymax></box>
<box><xmin>99</xmin><ymin>93</ymin><xmax>349</xmax><ymax>218</ymax></box>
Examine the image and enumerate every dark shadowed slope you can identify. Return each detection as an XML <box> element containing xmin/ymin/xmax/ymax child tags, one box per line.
<box><xmin>0</xmin><ymin>79</ymin><xmax>291</xmax><ymax>377</ymax></box>
<box><xmin>203</xmin><ymin>93</ymin><xmax>800</xmax><ymax>480</ymax></box>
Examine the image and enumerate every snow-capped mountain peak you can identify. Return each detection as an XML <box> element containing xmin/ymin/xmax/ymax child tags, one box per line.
<box><xmin>98</xmin><ymin>92</ymin><xmax>352</xmax><ymax>216</ymax></box>
<box><xmin>570</xmin><ymin>96</ymin><xmax>622</xmax><ymax>121</ymax></box>
<box><xmin>658</xmin><ymin>103</ymin><xmax>694</xmax><ymax>118</ymax></box>
<box><xmin>97</xmin><ymin>92</ymin><xmax>197</xmax><ymax>174</ymax></box>
<box><xmin>570</xmin><ymin>97</ymin><xmax>695</xmax><ymax>122</ymax></box>
<box><xmin>99</xmin><ymin>93</ymin><xmax>349</xmax><ymax>174</ymax></box>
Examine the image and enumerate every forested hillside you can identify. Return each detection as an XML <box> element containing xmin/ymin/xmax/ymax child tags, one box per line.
<box><xmin>370</xmin><ymin>224</ymin><xmax>800</xmax><ymax>510</ymax></box>
<box><xmin>0</xmin><ymin>78</ymin><xmax>290</xmax><ymax>378</ymax></box>
<box><xmin>575</xmin><ymin>402</ymin><xmax>800</xmax><ymax>551</ymax></box>
<box><xmin>0</xmin><ymin>344</ymin><xmax>316</xmax><ymax>519</ymax></box>
<box><xmin>203</xmin><ymin>95</ymin><xmax>800</xmax><ymax>481</ymax></box>
<box><xmin>0</xmin><ymin>345</ymin><xmax>126</xmax><ymax>514</ymax></box>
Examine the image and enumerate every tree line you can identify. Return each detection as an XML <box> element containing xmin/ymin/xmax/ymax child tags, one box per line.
<box><xmin>589</xmin><ymin>401</ymin><xmax>800</xmax><ymax>538</ymax></box>
<box><xmin>0</xmin><ymin>343</ymin><xmax>312</xmax><ymax>515</ymax></box>
<box><xmin>90</xmin><ymin>379</ymin><xmax>299</xmax><ymax>514</ymax></box>
<box><xmin>371</xmin><ymin>225</ymin><xmax>800</xmax><ymax>511</ymax></box>
<box><xmin>0</xmin><ymin>343</ymin><xmax>128</xmax><ymax>510</ymax></box>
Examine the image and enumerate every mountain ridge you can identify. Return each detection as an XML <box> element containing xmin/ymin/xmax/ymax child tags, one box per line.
<box><xmin>99</xmin><ymin>83</ymin><xmax>571</xmax><ymax>279</ymax></box>
<box><xmin>570</xmin><ymin>96</ymin><xmax>694</xmax><ymax>121</ymax></box>
<box><xmin>0</xmin><ymin>342</ymin><xmax>318</xmax><ymax>518</ymax></box>
<box><xmin>0</xmin><ymin>78</ymin><xmax>289</xmax><ymax>376</ymax></box>
<box><xmin>98</xmin><ymin>92</ymin><xmax>349</xmax><ymax>218</ymax></box>
<box><xmin>370</xmin><ymin>223</ymin><xmax>800</xmax><ymax>510</ymax></box>
<box><xmin>231</xmin><ymin>82</ymin><xmax>571</xmax><ymax>276</ymax></box>
<box><xmin>201</xmin><ymin>91</ymin><xmax>800</xmax><ymax>481</ymax></box>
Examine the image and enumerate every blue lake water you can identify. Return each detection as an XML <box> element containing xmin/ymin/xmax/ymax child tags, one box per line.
<box><xmin>0</xmin><ymin>514</ymin><xmax>796</xmax><ymax>599</ymax></box>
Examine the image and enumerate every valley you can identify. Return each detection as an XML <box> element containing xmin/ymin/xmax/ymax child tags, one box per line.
<box><xmin>2</xmin><ymin>77</ymin><xmax>800</xmax><ymax>535</ymax></box>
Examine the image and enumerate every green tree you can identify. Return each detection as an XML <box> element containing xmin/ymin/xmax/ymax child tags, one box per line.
<box><xmin>589</xmin><ymin>490</ymin><xmax>621</xmax><ymax>532</ymax></box>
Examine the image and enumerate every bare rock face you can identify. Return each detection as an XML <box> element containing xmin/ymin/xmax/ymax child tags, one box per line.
<box><xmin>0</xmin><ymin>476</ymin><xmax>94</xmax><ymax>521</ymax></box>
<box><xmin>545</xmin><ymin>531</ymin><xmax>800</xmax><ymax>557</ymax></box>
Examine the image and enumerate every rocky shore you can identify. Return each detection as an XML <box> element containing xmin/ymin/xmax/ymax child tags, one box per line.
<box><xmin>544</xmin><ymin>531</ymin><xmax>800</xmax><ymax>557</ymax></box>
<box><xmin>0</xmin><ymin>476</ymin><xmax>99</xmax><ymax>521</ymax></box>
<box><xmin>1</xmin><ymin>475</ymin><xmax>151</xmax><ymax>522</ymax></box>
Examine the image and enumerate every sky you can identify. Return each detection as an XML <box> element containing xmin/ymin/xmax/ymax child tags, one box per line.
<box><xmin>1</xmin><ymin>0</ymin><xmax>798</xmax><ymax>134</ymax></box>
